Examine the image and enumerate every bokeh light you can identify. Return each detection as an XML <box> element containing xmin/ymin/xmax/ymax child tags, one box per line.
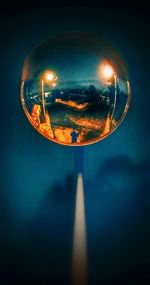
<box><xmin>98</xmin><ymin>62</ymin><xmax>115</xmax><ymax>80</ymax></box>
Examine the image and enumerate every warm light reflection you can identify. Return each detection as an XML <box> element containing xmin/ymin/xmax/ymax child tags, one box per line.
<box><xmin>72</xmin><ymin>173</ymin><xmax>87</xmax><ymax>285</ymax></box>
<box><xmin>43</xmin><ymin>70</ymin><xmax>58</xmax><ymax>84</ymax></box>
<box><xmin>102</xmin><ymin>65</ymin><xmax>114</xmax><ymax>79</ymax></box>
<box><xmin>98</xmin><ymin>62</ymin><xmax>115</xmax><ymax>81</ymax></box>
<box><xmin>45</xmin><ymin>72</ymin><xmax>55</xmax><ymax>81</ymax></box>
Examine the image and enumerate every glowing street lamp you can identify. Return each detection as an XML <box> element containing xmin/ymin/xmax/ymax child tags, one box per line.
<box><xmin>102</xmin><ymin>65</ymin><xmax>114</xmax><ymax>80</ymax></box>
<box><xmin>99</xmin><ymin>63</ymin><xmax>117</xmax><ymax>127</ymax></box>
<box><xmin>41</xmin><ymin>70</ymin><xmax>58</xmax><ymax>116</ymax></box>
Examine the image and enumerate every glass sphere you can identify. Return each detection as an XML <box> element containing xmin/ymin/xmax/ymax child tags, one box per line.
<box><xmin>21</xmin><ymin>32</ymin><xmax>131</xmax><ymax>146</ymax></box>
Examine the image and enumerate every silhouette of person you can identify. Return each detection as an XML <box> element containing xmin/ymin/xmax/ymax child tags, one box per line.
<box><xmin>71</xmin><ymin>130</ymin><xmax>78</xmax><ymax>143</ymax></box>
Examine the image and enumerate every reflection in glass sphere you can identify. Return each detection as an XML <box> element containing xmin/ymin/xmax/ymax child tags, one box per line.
<box><xmin>21</xmin><ymin>32</ymin><xmax>131</xmax><ymax>146</ymax></box>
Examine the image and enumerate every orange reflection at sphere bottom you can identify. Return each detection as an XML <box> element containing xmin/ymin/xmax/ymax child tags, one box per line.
<box><xmin>23</xmin><ymin>98</ymin><xmax>128</xmax><ymax>146</ymax></box>
<box><xmin>27</xmin><ymin>103</ymin><xmax>117</xmax><ymax>146</ymax></box>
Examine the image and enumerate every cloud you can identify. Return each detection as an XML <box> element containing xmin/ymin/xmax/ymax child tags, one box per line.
<box><xmin>87</xmin><ymin>154</ymin><xmax>150</xmax><ymax>192</ymax></box>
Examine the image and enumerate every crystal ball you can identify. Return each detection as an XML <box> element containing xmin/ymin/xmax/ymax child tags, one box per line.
<box><xmin>21</xmin><ymin>32</ymin><xmax>131</xmax><ymax>146</ymax></box>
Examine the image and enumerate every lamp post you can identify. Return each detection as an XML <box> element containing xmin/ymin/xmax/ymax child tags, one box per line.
<box><xmin>100</xmin><ymin>63</ymin><xmax>117</xmax><ymax>127</ymax></box>
<box><xmin>41</xmin><ymin>70</ymin><xmax>58</xmax><ymax>117</ymax></box>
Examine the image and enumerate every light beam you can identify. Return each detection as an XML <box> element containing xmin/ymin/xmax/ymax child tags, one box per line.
<box><xmin>72</xmin><ymin>173</ymin><xmax>87</xmax><ymax>285</ymax></box>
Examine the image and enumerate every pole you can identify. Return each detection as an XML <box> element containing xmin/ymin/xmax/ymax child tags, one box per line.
<box><xmin>41</xmin><ymin>78</ymin><xmax>45</xmax><ymax>116</ymax></box>
<box><xmin>110</xmin><ymin>74</ymin><xmax>117</xmax><ymax>127</ymax></box>
<box><xmin>74</xmin><ymin>147</ymin><xmax>84</xmax><ymax>175</ymax></box>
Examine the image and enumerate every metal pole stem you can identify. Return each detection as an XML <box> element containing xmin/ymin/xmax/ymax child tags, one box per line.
<box><xmin>110</xmin><ymin>74</ymin><xmax>117</xmax><ymax>127</ymax></box>
<box><xmin>41</xmin><ymin>78</ymin><xmax>45</xmax><ymax>116</ymax></box>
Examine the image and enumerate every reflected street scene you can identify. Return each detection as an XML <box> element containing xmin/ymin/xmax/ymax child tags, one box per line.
<box><xmin>21</xmin><ymin>32</ymin><xmax>130</xmax><ymax>146</ymax></box>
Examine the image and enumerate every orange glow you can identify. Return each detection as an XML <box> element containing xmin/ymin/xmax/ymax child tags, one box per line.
<box><xmin>45</xmin><ymin>72</ymin><xmax>55</xmax><ymax>81</ymax></box>
<box><xmin>102</xmin><ymin>65</ymin><xmax>114</xmax><ymax>78</ymax></box>
<box><xmin>43</xmin><ymin>70</ymin><xmax>58</xmax><ymax>85</ymax></box>
<box><xmin>98</xmin><ymin>62</ymin><xmax>115</xmax><ymax>81</ymax></box>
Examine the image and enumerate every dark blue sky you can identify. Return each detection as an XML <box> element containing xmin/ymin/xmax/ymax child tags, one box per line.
<box><xmin>1</xmin><ymin>3</ymin><xmax>150</xmax><ymax>285</ymax></box>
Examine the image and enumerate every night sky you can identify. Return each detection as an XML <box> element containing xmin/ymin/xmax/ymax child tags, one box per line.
<box><xmin>1</xmin><ymin>1</ymin><xmax>150</xmax><ymax>284</ymax></box>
